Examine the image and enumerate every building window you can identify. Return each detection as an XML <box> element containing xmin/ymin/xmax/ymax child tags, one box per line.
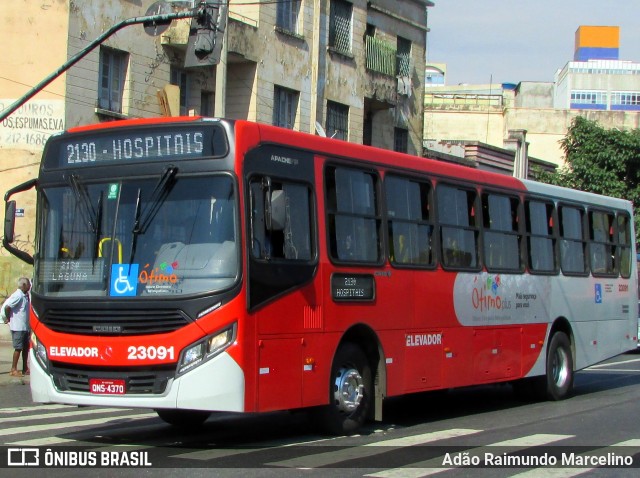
<box><xmin>326</xmin><ymin>101</ymin><xmax>348</xmax><ymax>140</ymax></box>
<box><xmin>98</xmin><ymin>47</ymin><xmax>128</xmax><ymax>113</ymax></box>
<box><xmin>329</xmin><ymin>0</ymin><xmax>352</xmax><ymax>54</ymax></box>
<box><xmin>276</xmin><ymin>0</ymin><xmax>300</xmax><ymax>33</ymax></box>
<box><xmin>201</xmin><ymin>91</ymin><xmax>213</xmax><ymax>117</ymax></box>
<box><xmin>394</xmin><ymin>128</ymin><xmax>408</xmax><ymax>153</ymax></box>
<box><xmin>396</xmin><ymin>36</ymin><xmax>412</xmax><ymax>77</ymax></box>
<box><xmin>611</xmin><ymin>91</ymin><xmax>640</xmax><ymax>107</ymax></box>
<box><xmin>571</xmin><ymin>91</ymin><xmax>607</xmax><ymax>109</ymax></box>
<box><xmin>170</xmin><ymin>67</ymin><xmax>190</xmax><ymax>116</ymax></box>
<box><xmin>273</xmin><ymin>86</ymin><xmax>298</xmax><ymax>129</ymax></box>
<box><xmin>570</xmin><ymin>90</ymin><xmax>607</xmax><ymax>105</ymax></box>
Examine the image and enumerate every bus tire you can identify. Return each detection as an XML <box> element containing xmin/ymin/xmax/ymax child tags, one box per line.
<box><xmin>545</xmin><ymin>332</ymin><xmax>574</xmax><ymax>401</ymax></box>
<box><xmin>155</xmin><ymin>409</ymin><xmax>211</xmax><ymax>427</ymax></box>
<box><xmin>315</xmin><ymin>342</ymin><xmax>372</xmax><ymax>435</ymax></box>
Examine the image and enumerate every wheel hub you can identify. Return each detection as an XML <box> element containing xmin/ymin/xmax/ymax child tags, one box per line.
<box><xmin>334</xmin><ymin>366</ymin><xmax>364</xmax><ymax>413</ymax></box>
<box><xmin>552</xmin><ymin>347</ymin><xmax>569</xmax><ymax>386</ymax></box>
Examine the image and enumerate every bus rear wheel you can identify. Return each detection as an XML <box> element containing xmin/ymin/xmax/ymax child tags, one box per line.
<box><xmin>155</xmin><ymin>409</ymin><xmax>211</xmax><ymax>427</ymax></box>
<box><xmin>314</xmin><ymin>342</ymin><xmax>372</xmax><ymax>435</ymax></box>
<box><xmin>513</xmin><ymin>331</ymin><xmax>574</xmax><ymax>401</ymax></box>
<box><xmin>545</xmin><ymin>331</ymin><xmax>574</xmax><ymax>400</ymax></box>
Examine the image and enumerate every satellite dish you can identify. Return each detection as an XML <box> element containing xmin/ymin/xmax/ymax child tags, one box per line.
<box><xmin>143</xmin><ymin>1</ymin><xmax>173</xmax><ymax>37</ymax></box>
<box><xmin>315</xmin><ymin>121</ymin><xmax>327</xmax><ymax>137</ymax></box>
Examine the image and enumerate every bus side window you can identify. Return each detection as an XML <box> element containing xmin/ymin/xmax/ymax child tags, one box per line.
<box><xmin>482</xmin><ymin>192</ymin><xmax>522</xmax><ymax>272</ymax></box>
<box><xmin>559</xmin><ymin>205</ymin><xmax>587</xmax><ymax>275</ymax></box>
<box><xmin>385</xmin><ymin>175</ymin><xmax>434</xmax><ymax>267</ymax></box>
<box><xmin>525</xmin><ymin>199</ymin><xmax>557</xmax><ymax>273</ymax></box>
<box><xmin>588</xmin><ymin>210</ymin><xmax>615</xmax><ymax>276</ymax></box>
<box><xmin>617</xmin><ymin>214</ymin><xmax>632</xmax><ymax>278</ymax></box>
<box><xmin>327</xmin><ymin>166</ymin><xmax>382</xmax><ymax>264</ymax></box>
<box><xmin>437</xmin><ymin>184</ymin><xmax>479</xmax><ymax>270</ymax></box>
<box><xmin>250</xmin><ymin>181</ymin><xmax>268</xmax><ymax>258</ymax></box>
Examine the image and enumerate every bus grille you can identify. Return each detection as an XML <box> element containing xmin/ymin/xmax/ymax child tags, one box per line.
<box><xmin>41</xmin><ymin>309</ymin><xmax>191</xmax><ymax>336</ymax></box>
<box><xmin>50</xmin><ymin>363</ymin><xmax>175</xmax><ymax>395</ymax></box>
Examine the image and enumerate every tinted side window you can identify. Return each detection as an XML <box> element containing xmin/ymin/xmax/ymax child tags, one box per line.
<box><xmin>385</xmin><ymin>175</ymin><xmax>434</xmax><ymax>267</ymax></box>
<box><xmin>437</xmin><ymin>184</ymin><xmax>480</xmax><ymax>270</ymax></box>
<box><xmin>589</xmin><ymin>210</ymin><xmax>616</xmax><ymax>276</ymax></box>
<box><xmin>559</xmin><ymin>205</ymin><xmax>587</xmax><ymax>275</ymax></box>
<box><xmin>525</xmin><ymin>199</ymin><xmax>557</xmax><ymax>273</ymax></box>
<box><xmin>327</xmin><ymin>166</ymin><xmax>381</xmax><ymax>264</ymax></box>
<box><xmin>482</xmin><ymin>193</ymin><xmax>522</xmax><ymax>272</ymax></box>
<box><xmin>617</xmin><ymin>214</ymin><xmax>632</xmax><ymax>278</ymax></box>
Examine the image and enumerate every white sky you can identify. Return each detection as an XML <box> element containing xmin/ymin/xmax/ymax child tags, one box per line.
<box><xmin>427</xmin><ymin>0</ymin><xmax>640</xmax><ymax>85</ymax></box>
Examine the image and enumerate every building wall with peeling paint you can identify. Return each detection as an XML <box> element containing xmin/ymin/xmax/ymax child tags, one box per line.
<box><xmin>0</xmin><ymin>0</ymin><xmax>429</xmax><ymax>294</ymax></box>
<box><xmin>0</xmin><ymin>0</ymin><xmax>69</xmax><ymax>295</ymax></box>
<box><xmin>228</xmin><ymin>0</ymin><xmax>428</xmax><ymax>153</ymax></box>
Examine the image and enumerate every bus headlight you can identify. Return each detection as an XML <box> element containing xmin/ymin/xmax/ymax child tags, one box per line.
<box><xmin>31</xmin><ymin>332</ymin><xmax>49</xmax><ymax>372</ymax></box>
<box><xmin>177</xmin><ymin>323</ymin><xmax>236</xmax><ymax>376</ymax></box>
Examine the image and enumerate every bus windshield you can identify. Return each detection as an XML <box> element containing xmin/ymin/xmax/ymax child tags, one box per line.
<box><xmin>35</xmin><ymin>174</ymin><xmax>238</xmax><ymax>298</ymax></box>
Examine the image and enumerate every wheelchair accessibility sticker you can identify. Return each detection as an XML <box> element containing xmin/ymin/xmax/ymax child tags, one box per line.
<box><xmin>110</xmin><ymin>264</ymin><xmax>139</xmax><ymax>296</ymax></box>
<box><xmin>594</xmin><ymin>283</ymin><xmax>602</xmax><ymax>304</ymax></box>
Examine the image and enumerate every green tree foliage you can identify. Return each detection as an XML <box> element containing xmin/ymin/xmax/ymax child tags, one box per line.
<box><xmin>537</xmin><ymin>116</ymin><xmax>640</xmax><ymax>242</ymax></box>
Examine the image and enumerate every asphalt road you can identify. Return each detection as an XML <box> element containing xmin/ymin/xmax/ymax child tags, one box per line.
<box><xmin>1</xmin><ymin>348</ymin><xmax>640</xmax><ymax>477</ymax></box>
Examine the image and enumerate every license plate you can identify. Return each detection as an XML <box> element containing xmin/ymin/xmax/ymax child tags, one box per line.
<box><xmin>89</xmin><ymin>378</ymin><xmax>126</xmax><ymax>395</ymax></box>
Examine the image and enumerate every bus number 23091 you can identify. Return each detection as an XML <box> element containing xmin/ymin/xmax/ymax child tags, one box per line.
<box><xmin>127</xmin><ymin>346</ymin><xmax>175</xmax><ymax>360</ymax></box>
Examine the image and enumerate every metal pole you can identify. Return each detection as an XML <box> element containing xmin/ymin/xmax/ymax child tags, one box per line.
<box><xmin>0</xmin><ymin>8</ymin><xmax>203</xmax><ymax>123</ymax></box>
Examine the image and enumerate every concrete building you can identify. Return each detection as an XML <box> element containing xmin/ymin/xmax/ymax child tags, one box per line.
<box><xmin>424</xmin><ymin>25</ymin><xmax>640</xmax><ymax>171</ymax></box>
<box><xmin>0</xmin><ymin>0</ymin><xmax>432</xmax><ymax>292</ymax></box>
<box><xmin>554</xmin><ymin>26</ymin><xmax>640</xmax><ymax>111</ymax></box>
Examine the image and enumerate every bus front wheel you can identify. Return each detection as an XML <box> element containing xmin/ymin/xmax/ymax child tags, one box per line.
<box><xmin>545</xmin><ymin>331</ymin><xmax>574</xmax><ymax>401</ymax></box>
<box><xmin>314</xmin><ymin>342</ymin><xmax>372</xmax><ymax>435</ymax></box>
<box><xmin>155</xmin><ymin>409</ymin><xmax>211</xmax><ymax>427</ymax></box>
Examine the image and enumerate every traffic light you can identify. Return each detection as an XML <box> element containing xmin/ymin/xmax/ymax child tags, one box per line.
<box><xmin>184</xmin><ymin>0</ymin><xmax>227</xmax><ymax>68</ymax></box>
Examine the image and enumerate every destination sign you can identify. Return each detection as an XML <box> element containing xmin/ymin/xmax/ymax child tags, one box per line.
<box><xmin>40</xmin><ymin>259</ymin><xmax>105</xmax><ymax>284</ymax></box>
<box><xmin>45</xmin><ymin>124</ymin><xmax>227</xmax><ymax>169</ymax></box>
<box><xmin>331</xmin><ymin>273</ymin><xmax>375</xmax><ymax>302</ymax></box>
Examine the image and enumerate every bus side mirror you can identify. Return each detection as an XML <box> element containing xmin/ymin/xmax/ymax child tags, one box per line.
<box><xmin>4</xmin><ymin>200</ymin><xmax>16</xmax><ymax>243</ymax></box>
<box><xmin>266</xmin><ymin>190</ymin><xmax>285</xmax><ymax>232</ymax></box>
<box><xmin>3</xmin><ymin>178</ymin><xmax>37</xmax><ymax>265</ymax></box>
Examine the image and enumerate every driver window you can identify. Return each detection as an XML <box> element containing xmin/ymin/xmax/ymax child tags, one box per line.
<box><xmin>250</xmin><ymin>177</ymin><xmax>313</xmax><ymax>261</ymax></box>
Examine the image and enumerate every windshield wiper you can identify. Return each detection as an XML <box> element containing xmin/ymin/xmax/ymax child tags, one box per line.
<box><xmin>93</xmin><ymin>192</ymin><xmax>103</xmax><ymax>262</ymax></box>
<box><xmin>128</xmin><ymin>165</ymin><xmax>178</xmax><ymax>266</ymax></box>
<box><xmin>134</xmin><ymin>165</ymin><xmax>178</xmax><ymax>234</ymax></box>
<box><xmin>68</xmin><ymin>173</ymin><xmax>103</xmax><ymax>262</ymax></box>
<box><xmin>68</xmin><ymin>173</ymin><xmax>97</xmax><ymax>233</ymax></box>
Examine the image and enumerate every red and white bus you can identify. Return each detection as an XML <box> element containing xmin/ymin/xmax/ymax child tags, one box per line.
<box><xmin>4</xmin><ymin>117</ymin><xmax>637</xmax><ymax>434</ymax></box>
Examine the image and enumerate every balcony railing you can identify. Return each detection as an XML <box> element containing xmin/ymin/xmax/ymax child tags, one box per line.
<box><xmin>366</xmin><ymin>35</ymin><xmax>396</xmax><ymax>76</ymax></box>
<box><xmin>425</xmin><ymin>93</ymin><xmax>504</xmax><ymax>108</ymax></box>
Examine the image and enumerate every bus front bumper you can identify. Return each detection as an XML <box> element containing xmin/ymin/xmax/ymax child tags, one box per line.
<box><xmin>29</xmin><ymin>349</ymin><xmax>245</xmax><ymax>412</ymax></box>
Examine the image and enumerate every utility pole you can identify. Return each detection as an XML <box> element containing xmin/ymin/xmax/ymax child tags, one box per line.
<box><xmin>0</xmin><ymin>3</ymin><xmax>214</xmax><ymax>123</ymax></box>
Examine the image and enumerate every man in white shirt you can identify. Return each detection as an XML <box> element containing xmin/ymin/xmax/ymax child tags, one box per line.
<box><xmin>3</xmin><ymin>277</ymin><xmax>31</xmax><ymax>377</ymax></box>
